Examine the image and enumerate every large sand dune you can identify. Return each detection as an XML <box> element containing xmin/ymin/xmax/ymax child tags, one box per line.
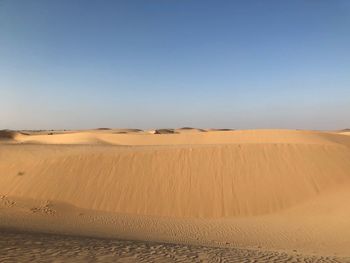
<box><xmin>1</xmin><ymin>129</ymin><xmax>350</xmax><ymax>258</ymax></box>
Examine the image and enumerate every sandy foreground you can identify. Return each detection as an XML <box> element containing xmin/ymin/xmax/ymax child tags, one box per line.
<box><xmin>1</xmin><ymin>128</ymin><xmax>350</xmax><ymax>262</ymax></box>
<box><xmin>1</xmin><ymin>230</ymin><xmax>348</xmax><ymax>263</ymax></box>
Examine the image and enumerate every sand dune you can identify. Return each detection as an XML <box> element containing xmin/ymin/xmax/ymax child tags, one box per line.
<box><xmin>1</xmin><ymin>141</ymin><xmax>350</xmax><ymax>217</ymax></box>
<box><xmin>340</xmin><ymin>131</ymin><xmax>350</xmax><ymax>136</ymax></box>
<box><xmin>1</xmin><ymin>129</ymin><xmax>350</xmax><ymax>258</ymax></box>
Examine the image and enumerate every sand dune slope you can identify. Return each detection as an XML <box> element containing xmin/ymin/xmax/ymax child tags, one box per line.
<box><xmin>340</xmin><ymin>131</ymin><xmax>350</xmax><ymax>136</ymax></box>
<box><xmin>1</xmin><ymin>130</ymin><xmax>350</xmax><ymax>218</ymax></box>
<box><xmin>1</xmin><ymin>129</ymin><xmax>350</xmax><ymax>257</ymax></box>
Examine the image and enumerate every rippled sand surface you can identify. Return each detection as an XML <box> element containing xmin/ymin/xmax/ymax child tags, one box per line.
<box><xmin>1</xmin><ymin>231</ymin><xmax>349</xmax><ymax>263</ymax></box>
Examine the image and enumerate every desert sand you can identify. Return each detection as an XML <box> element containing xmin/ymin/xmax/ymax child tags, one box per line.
<box><xmin>1</xmin><ymin>128</ymin><xmax>350</xmax><ymax>262</ymax></box>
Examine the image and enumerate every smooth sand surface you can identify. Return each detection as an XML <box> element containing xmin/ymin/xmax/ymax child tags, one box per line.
<box><xmin>1</xmin><ymin>129</ymin><xmax>350</xmax><ymax>261</ymax></box>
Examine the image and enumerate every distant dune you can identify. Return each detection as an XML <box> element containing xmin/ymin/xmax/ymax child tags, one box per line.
<box><xmin>207</xmin><ymin>128</ymin><xmax>234</xmax><ymax>131</ymax></box>
<box><xmin>338</xmin><ymin>130</ymin><xmax>350</xmax><ymax>136</ymax></box>
<box><xmin>175</xmin><ymin>127</ymin><xmax>207</xmax><ymax>133</ymax></box>
<box><xmin>1</xmin><ymin>129</ymin><xmax>350</xmax><ymax>257</ymax></box>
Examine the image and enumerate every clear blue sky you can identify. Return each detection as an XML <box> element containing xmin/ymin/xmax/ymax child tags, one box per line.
<box><xmin>1</xmin><ymin>0</ymin><xmax>349</xmax><ymax>130</ymax></box>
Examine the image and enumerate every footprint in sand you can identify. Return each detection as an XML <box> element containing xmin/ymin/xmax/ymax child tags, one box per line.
<box><xmin>30</xmin><ymin>201</ymin><xmax>56</xmax><ymax>215</ymax></box>
<box><xmin>0</xmin><ymin>195</ymin><xmax>16</xmax><ymax>207</ymax></box>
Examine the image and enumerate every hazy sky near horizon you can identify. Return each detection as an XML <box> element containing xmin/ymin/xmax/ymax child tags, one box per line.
<box><xmin>1</xmin><ymin>0</ymin><xmax>350</xmax><ymax>130</ymax></box>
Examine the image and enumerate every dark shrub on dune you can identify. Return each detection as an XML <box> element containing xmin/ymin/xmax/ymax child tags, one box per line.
<box><xmin>0</xmin><ymin>130</ymin><xmax>16</xmax><ymax>140</ymax></box>
<box><xmin>113</xmin><ymin>129</ymin><xmax>143</xmax><ymax>134</ymax></box>
<box><xmin>211</xmin><ymin>128</ymin><xmax>234</xmax><ymax>131</ymax></box>
<box><xmin>154</xmin><ymin>129</ymin><xmax>177</xmax><ymax>134</ymax></box>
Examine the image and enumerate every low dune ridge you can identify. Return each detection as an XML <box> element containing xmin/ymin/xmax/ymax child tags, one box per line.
<box><xmin>338</xmin><ymin>130</ymin><xmax>350</xmax><ymax>136</ymax></box>
<box><xmin>11</xmin><ymin>128</ymin><xmax>350</xmax><ymax>146</ymax></box>
<box><xmin>175</xmin><ymin>127</ymin><xmax>207</xmax><ymax>133</ymax></box>
<box><xmin>96</xmin><ymin>127</ymin><xmax>112</xmax><ymax>130</ymax></box>
<box><xmin>1</xmin><ymin>129</ymin><xmax>350</xmax><ymax>257</ymax></box>
<box><xmin>207</xmin><ymin>128</ymin><xmax>234</xmax><ymax>131</ymax></box>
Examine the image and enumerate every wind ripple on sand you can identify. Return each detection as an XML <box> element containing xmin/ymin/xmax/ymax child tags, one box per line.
<box><xmin>1</xmin><ymin>231</ymin><xmax>349</xmax><ymax>263</ymax></box>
